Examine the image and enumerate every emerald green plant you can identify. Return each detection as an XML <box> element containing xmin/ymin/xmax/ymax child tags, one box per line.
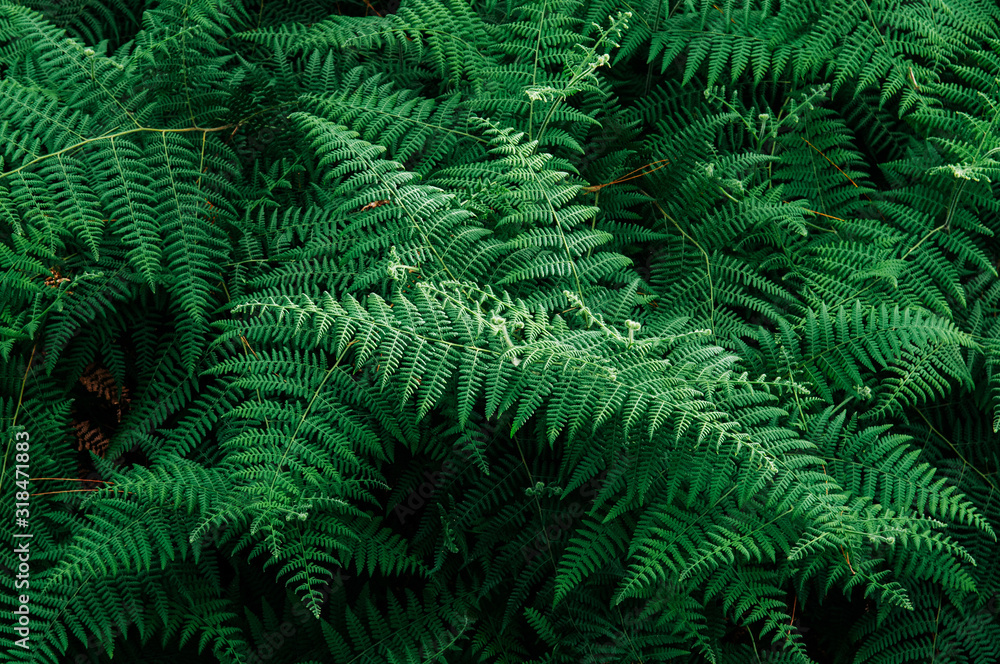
<box><xmin>3</xmin><ymin>0</ymin><xmax>1000</xmax><ymax>661</ymax></box>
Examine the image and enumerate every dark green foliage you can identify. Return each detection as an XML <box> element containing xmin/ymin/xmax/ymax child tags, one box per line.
<box><xmin>2</xmin><ymin>0</ymin><xmax>1000</xmax><ymax>662</ymax></box>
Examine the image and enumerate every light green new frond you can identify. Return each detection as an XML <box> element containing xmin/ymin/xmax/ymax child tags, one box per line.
<box><xmin>290</xmin><ymin>111</ymin><xmax>498</xmax><ymax>288</ymax></box>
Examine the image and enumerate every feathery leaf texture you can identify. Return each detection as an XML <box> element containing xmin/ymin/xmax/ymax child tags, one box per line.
<box><xmin>2</xmin><ymin>0</ymin><xmax>1000</xmax><ymax>662</ymax></box>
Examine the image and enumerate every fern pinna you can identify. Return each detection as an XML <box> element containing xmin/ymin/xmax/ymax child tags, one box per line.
<box><xmin>2</xmin><ymin>0</ymin><xmax>1000</xmax><ymax>662</ymax></box>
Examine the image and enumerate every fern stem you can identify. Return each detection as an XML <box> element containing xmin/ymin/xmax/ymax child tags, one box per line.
<box><xmin>900</xmin><ymin>224</ymin><xmax>948</xmax><ymax>260</ymax></box>
<box><xmin>801</xmin><ymin>137</ymin><xmax>859</xmax><ymax>188</ymax></box>
<box><xmin>914</xmin><ymin>408</ymin><xmax>996</xmax><ymax>493</ymax></box>
<box><xmin>0</xmin><ymin>125</ymin><xmax>234</xmax><ymax>180</ymax></box>
<box><xmin>264</xmin><ymin>341</ymin><xmax>357</xmax><ymax>507</ymax></box>
<box><xmin>11</xmin><ymin>343</ymin><xmax>35</xmax><ymax>427</ymax></box>
<box><xmin>1</xmin><ymin>344</ymin><xmax>36</xmax><ymax>498</ymax></box>
<box><xmin>643</xmin><ymin>191</ymin><xmax>715</xmax><ymax>336</ymax></box>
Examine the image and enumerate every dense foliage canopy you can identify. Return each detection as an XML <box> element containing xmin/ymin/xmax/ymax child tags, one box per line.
<box><xmin>3</xmin><ymin>0</ymin><xmax>1000</xmax><ymax>661</ymax></box>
